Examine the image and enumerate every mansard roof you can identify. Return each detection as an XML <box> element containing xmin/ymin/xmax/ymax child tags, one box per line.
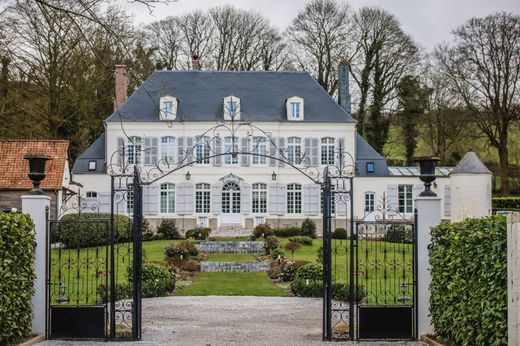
<box><xmin>355</xmin><ymin>133</ymin><xmax>389</xmax><ymax>176</ymax></box>
<box><xmin>105</xmin><ymin>70</ymin><xmax>356</xmax><ymax>123</ymax></box>
<box><xmin>72</xmin><ymin>133</ymin><xmax>105</xmax><ymax>174</ymax></box>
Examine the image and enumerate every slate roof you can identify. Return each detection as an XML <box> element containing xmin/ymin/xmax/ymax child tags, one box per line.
<box><xmin>451</xmin><ymin>150</ymin><xmax>491</xmax><ymax>175</ymax></box>
<box><xmin>72</xmin><ymin>133</ymin><xmax>106</xmax><ymax>174</ymax></box>
<box><xmin>105</xmin><ymin>70</ymin><xmax>356</xmax><ymax>123</ymax></box>
<box><xmin>356</xmin><ymin>133</ymin><xmax>389</xmax><ymax>176</ymax></box>
<box><xmin>389</xmin><ymin>166</ymin><xmax>452</xmax><ymax>177</ymax></box>
<box><xmin>0</xmin><ymin>140</ymin><xmax>69</xmax><ymax>190</ymax></box>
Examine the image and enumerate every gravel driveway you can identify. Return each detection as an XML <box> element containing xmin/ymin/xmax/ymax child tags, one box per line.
<box><xmin>38</xmin><ymin>296</ymin><xmax>425</xmax><ymax>346</ymax></box>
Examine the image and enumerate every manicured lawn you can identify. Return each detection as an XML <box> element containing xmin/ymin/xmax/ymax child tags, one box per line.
<box><xmin>177</xmin><ymin>272</ymin><xmax>288</xmax><ymax>296</ymax></box>
<box><xmin>206</xmin><ymin>253</ymin><xmax>258</xmax><ymax>262</ymax></box>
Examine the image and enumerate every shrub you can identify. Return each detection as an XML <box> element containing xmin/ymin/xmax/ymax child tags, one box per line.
<box><xmin>316</xmin><ymin>246</ymin><xmax>323</xmax><ymax>263</ymax></box>
<box><xmin>0</xmin><ymin>213</ymin><xmax>35</xmax><ymax>345</ymax></box>
<box><xmin>296</xmin><ymin>263</ymin><xmax>322</xmax><ymax>281</ymax></box>
<box><xmin>252</xmin><ymin>223</ymin><xmax>274</xmax><ymax>239</ymax></box>
<box><xmin>288</xmin><ymin>236</ymin><xmax>313</xmax><ymax>245</ymax></box>
<box><xmin>273</xmin><ymin>226</ymin><xmax>301</xmax><ymax>237</ymax></box>
<box><xmin>263</xmin><ymin>235</ymin><xmax>279</xmax><ymax>254</ymax></box>
<box><xmin>285</xmin><ymin>241</ymin><xmax>303</xmax><ymax>259</ymax></box>
<box><xmin>165</xmin><ymin>240</ymin><xmax>199</xmax><ymax>263</ymax></box>
<box><xmin>142</xmin><ymin>218</ymin><xmax>154</xmax><ymax>241</ymax></box>
<box><xmin>270</xmin><ymin>247</ymin><xmax>286</xmax><ymax>260</ymax></box>
<box><xmin>96</xmin><ymin>282</ymin><xmax>132</xmax><ymax>302</ymax></box>
<box><xmin>301</xmin><ymin>218</ymin><xmax>317</xmax><ymax>238</ymax></box>
<box><xmin>59</xmin><ymin>213</ymin><xmax>131</xmax><ymax>248</ymax></box>
<box><xmin>332</xmin><ymin>228</ymin><xmax>347</xmax><ymax>239</ymax></box>
<box><xmin>492</xmin><ymin>196</ymin><xmax>520</xmax><ymax>210</ymax></box>
<box><xmin>429</xmin><ymin>215</ymin><xmax>507</xmax><ymax>346</ymax></box>
<box><xmin>185</xmin><ymin>227</ymin><xmax>211</xmax><ymax>240</ymax></box>
<box><xmin>157</xmin><ymin>219</ymin><xmax>181</xmax><ymax>240</ymax></box>
<box><xmin>268</xmin><ymin>260</ymin><xmax>310</xmax><ymax>282</ymax></box>
<box><xmin>385</xmin><ymin>225</ymin><xmax>413</xmax><ymax>243</ymax></box>
<box><xmin>128</xmin><ymin>262</ymin><xmax>176</xmax><ymax>298</ymax></box>
<box><xmin>181</xmin><ymin>259</ymin><xmax>201</xmax><ymax>272</ymax></box>
<box><xmin>290</xmin><ymin>279</ymin><xmax>365</xmax><ymax>302</ymax></box>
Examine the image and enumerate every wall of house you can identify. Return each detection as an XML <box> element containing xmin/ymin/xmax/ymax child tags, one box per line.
<box><xmin>0</xmin><ymin>190</ymin><xmax>58</xmax><ymax>218</ymax></box>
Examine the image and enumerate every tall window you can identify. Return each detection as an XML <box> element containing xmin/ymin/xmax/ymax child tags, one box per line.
<box><xmin>291</xmin><ymin>102</ymin><xmax>300</xmax><ymax>119</ymax></box>
<box><xmin>195</xmin><ymin>136</ymin><xmax>210</xmax><ymax>164</ymax></box>
<box><xmin>252</xmin><ymin>183</ymin><xmax>267</xmax><ymax>213</ymax></box>
<box><xmin>160</xmin><ymin>136</ymin><xmax>175</xmax><ymax>165</ymax></box>
<box><xmin>365</xmin><ymin>192</ymin><xmax>375</xmax><ymax>212</ymax></box>
<box><xmin>127</xmin><ymin>183</ymin><xmax>134</xmax><ymax>214</ymax></box>
<box><xmin>160</xmin><ymin>183</ymin><xmax>175</xmax><ymax>213</ymax></box>
<box><xmin>287</xmin><ymin>184</ymin><xmax>302</xmax><ymax>214</ymax></box>
<box><xmin>196</xmin><ymin>183</ymin><xmax>211</xmax><ymax>213</ymax></box>
<box><xmin>127</xmin><ymin>136</ymin><xmax>142</xmax><ymax>164</ymax></box>
<box><xmin>287</xmin><ymin>137</ymin><xmax>302</xmax><ymax>164</ymax></box>
<box><xmin>224</xmin><ymin>136</ymin><xmax>238</xmax><ymax>165</ymax></box>
<box><xmin>252</xmin><ymin>137</ymin><xmax>267</xmax><ymax>165</ymax></box>
<box><xmin>398</xmin><ymin>185</ymin><xmax>413</xmax><ymax>213</ymax></box>
<box><xmin>321</xmin><ymin>137</ymin><xmax>335</xmax><ymax>165</ymax></box>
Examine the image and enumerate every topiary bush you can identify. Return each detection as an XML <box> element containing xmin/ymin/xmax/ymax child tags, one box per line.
<box><xmin>157</xmin><ymin>218</ymin><xmax>181</xmax><ymax>240</ymax></box>
<box><xmin>288</xmin><ymin>236</ymin><xmax>313</xmax><ymax>245</ymax></box>
<box><xmin>296</xmin><ymin>263</ymin><xmax>322</xmax><ymax>281</ymax></box>
<box><xmin>273</xmin><ymin>226</ymin><xmax>301</xmax><ymax>237</ymax></box>
<box><xmin>270</xmin><ymin>247</ymin><xmax>286</xmax><ymax>260</ymax></box>
<box><xmin>0</xmin><ymin>213</ymin><xmax>35</xmax><ymax>345</ymax></box>
<box><xmin>185</xmin><ymin>227</ymin><xmax>211</xmax><ymax>240</ymax></box>
<box><xmin>385</xmin><ymin>225</ymin><xmax>413</xmax><ymax>243</ymax></box>
<box><xmin>492</xmin><ymin>196</ymin><xmax>520</xmax><ymax>210</ymax></box>
<box><xmin>128</xmin><ymin>262</ymin><xmax>176</xmax><ymax>298</ymax></box>
<box><xmin>429</xmin><ymin>215</ymin><xmax>507</xmax><ymax>346</ymax></box>
<box><xmin>59</xmin><ymin>213</ymin><xmax>131</xmax><ymax>248</ymax></box>
<box><xmin>301</xmin><ymin>218</ymin><xmax>317</xmax><ymax>238</ymax></box>
<box><xmin>252</xmin><ymin>223</ymin><xmax>274</xmax><ymax>239</ymax></box>
<box><xmin>332</xmin><ymin>228</ymin><xmax>347</xmax><ymax>239</ymax></box>
<box><xmin>285</xmin><ymin>241</ymin><xmax>303</xmax><ymax>259</ymax></box>
<box><xmin>142</xmin><ymin>218</ymin><xmax>155</xmax><ymax>241</ymax></box>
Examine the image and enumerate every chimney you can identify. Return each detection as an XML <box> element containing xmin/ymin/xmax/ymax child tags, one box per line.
<box><xmin>191</xmin><ymin>54</ymin><xmax>201</xmax><ymax>70</ymax></box>
<box><xmin>338</xmin><ymin>58</ymin><xmax>351</xmax><ymax>115</ymax></box>
<box><xmin>114</xmin><ymin>65</ymin><xmax>128</xmax><ymax>112</ymax></box>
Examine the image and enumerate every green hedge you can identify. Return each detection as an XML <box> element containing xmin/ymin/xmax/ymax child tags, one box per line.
<box><xmin>429</xmin><ymin>215</ymin><xmax>507</xmax><ymax>345</ymax></box>
<box><xmin>492</xmin><ymin>196</ymin><xmax>520</xmax><ymax>210</ymax></box>
<box><xmin>0</xmin><ymin>213</ymin><xmax>36</xmax><ymax>344</ymax></box>
<box><xmin>290</xmin><ymin>279</ymin><xmax>365</xmax><ymax>302</ymax></box>
<box><xmin>59</xmin><ymin>213</ymin><xmax>131</xmax><ymax>248</ymax></box>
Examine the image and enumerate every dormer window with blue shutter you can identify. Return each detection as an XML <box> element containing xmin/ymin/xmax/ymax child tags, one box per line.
<box><xmin>286</xmin><ymin>96</ymin><xmax>304</xmax><ymax>121</ymax></box>
<box><xmin>223</xmin><ymin>95</ymin><xmax>240</xmax><ymax>120</ymax></box>
<box><xmin>160</xmin><ymin>96</ymin><xmax>178</xmax><ymax>121</ymax></box>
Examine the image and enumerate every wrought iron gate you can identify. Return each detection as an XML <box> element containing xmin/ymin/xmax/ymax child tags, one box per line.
<box><xmin>47</xmin><ymin>169</ymin><xmax>143</xmax><ymax>340</ymax></box>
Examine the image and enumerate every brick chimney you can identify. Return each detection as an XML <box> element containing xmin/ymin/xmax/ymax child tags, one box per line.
<box><xmin>191</xmin><ymin>54</ymin><xmax>201</xmax><ymax>70</ymax></box>
<box><xmin>338</xmin><ymin>58</ymin><xmax>351</xmax><ymax>115</ymax></box>
<box><xmin>114</xmin><ymin>65</ymin><xmax>128</xmax><ymax>111</ymax></box>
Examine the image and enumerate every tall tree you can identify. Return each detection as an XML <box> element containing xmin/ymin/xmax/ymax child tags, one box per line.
<box><xmin>287</xmin><ymin>0</ymin><xmax>354</xmax><ymax>95</ymax></box>
<box><xmin>436</xmin><ymin>12</ymin><xmax>520</xmax><ymax>194</ymax></box>
<box><xmin>351</xmin><ymin>7</ymin><xmax>419</xmax><ymax>153</ymax></box>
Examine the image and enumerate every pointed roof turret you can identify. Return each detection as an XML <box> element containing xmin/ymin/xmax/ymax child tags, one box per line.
<box><xmin>450</xmin><ymin>150</ymin><xmax>491</xmax><ymax>175</ymax></box>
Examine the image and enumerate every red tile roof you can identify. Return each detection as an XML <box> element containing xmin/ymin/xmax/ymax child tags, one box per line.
<box><xmin>0</xmin><ymin>140</ymin><xmax>69</xmax><ymax>190</ymax></box>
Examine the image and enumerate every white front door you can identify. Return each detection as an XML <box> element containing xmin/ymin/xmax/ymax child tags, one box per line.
<box><xmin>221</xmin><ymin>181</ymin><xmax>241</xmax><ymax>223</ymax></box>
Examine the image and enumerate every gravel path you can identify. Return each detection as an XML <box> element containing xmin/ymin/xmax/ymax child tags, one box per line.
<box><xmin>39</xmin><ymin>296</ymin><xmax>425</xmax><ymax>346</ymax></box>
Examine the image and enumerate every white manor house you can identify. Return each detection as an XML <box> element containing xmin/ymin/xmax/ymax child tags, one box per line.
<box><xmin>72</xmin><ymin>61</ymin><xmax>492</xmax><ymax>234</ymax></box>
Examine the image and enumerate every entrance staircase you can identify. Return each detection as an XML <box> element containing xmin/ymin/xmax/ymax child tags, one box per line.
<box><xmin>213</xmin><ymin>223</ymin><xmax>252</xmax><ymax>237</ymax></box>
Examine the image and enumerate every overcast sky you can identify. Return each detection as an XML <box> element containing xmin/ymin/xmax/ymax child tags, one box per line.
<box><xmin>122</xmin><ymin>0</ymin><xmax>520</xmax><ymax>49</ymax></box>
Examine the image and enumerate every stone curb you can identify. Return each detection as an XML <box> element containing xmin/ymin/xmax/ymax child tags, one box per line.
<box><xmin>19</xmin><ymin>334</ymin><xmax>45</xmax><ymax>346</ymax></box>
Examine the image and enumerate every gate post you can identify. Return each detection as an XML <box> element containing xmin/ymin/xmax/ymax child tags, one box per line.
<box><xmin>21</xmin><ymin>195</ymin><xmax>51</xmax><ymax>337</ymax></box>
<box><xmin>322</xmin><ymin>174</ymin><xmax>332</xmax><ymax>341</ymax></box>
<box><xmin>414</xmin><ymin>196</ymin><xmax>441</xmax><ymax>337</ymax></box>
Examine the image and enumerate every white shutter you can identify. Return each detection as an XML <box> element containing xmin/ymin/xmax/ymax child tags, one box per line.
<box><xmin>117</xmin><ymin>137</ymin><xmax>125</xmax><ymax>165</ymax></box>
<box><xmin>143</xmin><ymin>184</ymin><xmax>159</xmax><ymax>215</ymax></box>
<box><xmin>98</xmin><ymin>192</ymin><xmax>111</xmax><ymax>213</ymax></box>
<box><xmin>214</xmin><ymin>138</ymin><xmax>222</xmax><ymax>166</ymax></box>
<box><xmin>311</xmin><ymin>138</ymin><xmax>319</xmax><ymax>166</ymax></box>
<box><xmin>211</xmin><ymin>183</ymin><xmax>222</xmax><ymax>214</ymax></box>
<box><xmin>387</xmin><ymin>184</ymin><xmax>398</xmax><ymax>215</ymax></box>
<box><xmin>241</xmin><ymin>182</ymin><xmax>252</xmax><ymax>214</ymax></box>
<box><xmin>277</xmin><ymin>137</ymin><xmax>285</xmax><ymax>167</ymax></box>
<box><xmin>268</xmin><ymin>183</ymin><xmax>280</xmax><ymax>214</ymax></box>
<box><xmin>241</xmin><ymin>137</ymin><xmax>250</xmax><ymax>166</ymax></box>
<box><xmin>303</xmin><ymin>183</ymin><xmax>320</xmax><ymax>215</ymax></box>
<box><xmin>176</xmin><ymin>184</ymin><xmax>185</xmax><ymax>214</ymax></box>
<box><xmin>184</xmin><ymin>183</ymin><xmax>194</xmax><ymax>214</ymax></box>
<box><xmin>444</xmin><ymin>184</ymin><xmax>451</xmax><ymax>217</ymax></box>
<box><xmin>144</xmin><ymin>137</ymin><xmax>158</xmax><ymax>165</ymax></box>
<box><xmin>186</xmin><ymin>137</ymin><xmax>194</xmax><ymax>164</ymax></box>
<box><xmin>269</xmin><ymin>137</ymin><xmax>277</xmax><ymax>166</ymax></box>
<box><xmin>277</xmin><ymin>183</ymin><xmax>287</xmax><ymax>215</ymax></box>
<box><xmin>177</xmin><ymin>137</ymin><xmax>185</xmax><ymax>165</ymax></box>
<box><xmin>336</xmin><ymin>192</ymin><xmax>348</xmax><ymax>216</ymax></box>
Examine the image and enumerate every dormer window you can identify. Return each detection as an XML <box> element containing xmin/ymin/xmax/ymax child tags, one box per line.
<box><xmin>160</xmin><ymin>96</ymin><xmax>178</xmax><ymax>120</ymax></box>
<box><xmin>223</xmin><ymin>95</ymin><xmax>240</xmax><ymax>120</ymax></box>
<box><xmin>286</xmin><ymin>96</ymin><xmax>304</xmax><ymax>121</ymax></box>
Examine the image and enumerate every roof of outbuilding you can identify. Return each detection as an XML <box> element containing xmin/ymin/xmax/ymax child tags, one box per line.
<box><xmin>0</xmin><ymin>140</ymin><xmax>69</xmax><ymax>190</ymax></box>
<box><xmin>72</xmin><ymin>133</ymin><xmax>106</xmax><ymax>174</ymax></box>
<box><xmin>451</xmin><ymin>150</ymin><xmax>491</xmax><ymax>175</ymax></box>
<box><xmin>105</xmin><ymin>70</ymin><xmax>356</xmax><ymax>123</ymax></box>
<box><xmin>356</xmin><ymin>133</ymin><xmax>389</xmax><ymax>176</ymax></box>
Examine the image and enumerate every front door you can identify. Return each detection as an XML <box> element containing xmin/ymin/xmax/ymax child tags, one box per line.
<box><xmin>221</xmin><ymin>181</ymin><xmax>241</xmax><ymax>223</ymax></box>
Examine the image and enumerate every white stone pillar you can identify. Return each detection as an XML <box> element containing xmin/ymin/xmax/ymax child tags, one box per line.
<box><xmin>508</xmin><ymin>212</ymin><xmax>520</xmax><ymax>346</ymax></box>
<box><xmin>22</xmin><ymin>195</ymin><xmax>51</xmax><ymax>336</ymax></box>
<box><xmin>415</xmin><ymin>196</ymin><xmax>441</xmax><ymax>337</ymax></box>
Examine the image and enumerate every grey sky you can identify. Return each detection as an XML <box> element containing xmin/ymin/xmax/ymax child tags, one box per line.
<box><xmin>123</xmin><ymin>0</ymin><xmax>520</xmax><ymax>49</ymax></box>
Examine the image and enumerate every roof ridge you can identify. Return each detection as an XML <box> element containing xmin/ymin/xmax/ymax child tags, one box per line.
<box><xmin>153</xmin><ymin>70</ymin><xmax>309</xmax><ymax>74</ymax></box>
<box><xmin>0</xmin><ymin>139</ymin><xmax>69</xmax><ymax>143</ymax></box>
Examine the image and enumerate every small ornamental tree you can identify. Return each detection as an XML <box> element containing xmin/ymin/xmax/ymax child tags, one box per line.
<box><xmin>285</xmin><ymin>241</ymin><xmax>303</xmax><ymax>259</ymax></box>
<box><xmin>301</xmin><ymin>218</ymin><xmax>317</xmax><ymax>238</ymax></box>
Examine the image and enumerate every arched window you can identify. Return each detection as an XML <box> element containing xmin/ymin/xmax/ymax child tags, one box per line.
<box><xmin>287</xmin><ymin>137</ymin><xmax>302</xmax><ymax>164</ymax></box>
<box><xmin>196</xmin><ymin>183</ymin><xmax>211</xmax><ymax>213</ymax></box>
<box><xmin>160</xmin><ymin>136</ymin><xmax>175</xmax><ymax>165</ymax></box>
<box><xmin>287</xmin><ymin>183</ymin><xmax>302</xmax><ymax>214</ymax></box>
<box><xmin>127</xmin><ymin>136</ymin><xmax>142</xmax><ymax>164</ymax></box>
<box><xmin>321</xmin><ymin>137</ymin><xmax>335</xmax><ymax>165</ymax></box>
<box><xmin>222</xmin><ymin>181</ymin><xmax>240</xmax><ymax>214</ymax></box>
<box><xmin>195</xmin><ymin>136</ymin><xmax>210</xmax><ymax>164</ymax></box>
<box><xmin>252</xmin><ymin>183</ymin><xmax>267</xmax><ymax>213</ymax></box>
<box><xmin>160</xmin><ymin>183</ymin><xmax>175</xmax><ymax>213</ymax></box>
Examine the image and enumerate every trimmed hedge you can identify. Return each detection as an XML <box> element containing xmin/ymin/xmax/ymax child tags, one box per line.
<box><xmin>290</xmin><ymin>279</ymin><xmax>365</xmax><ymax>302</ymax></box>
<box><xmin>0</xmin><ymin>213</ymin><xmax>36</xmax><ymax>344</ymax></box>
<box><xmin>429</xmin><ymin>215</ymin><xmax>507</xmax><ymax>346</ymax></box>
<box><xmin>59</xmin><ymin>213</ymin><xmax>131</xmax><ymax>248</ymax></box>
<box><xmin>273</xmin><ymin>226</ymin><xmax>301</xmax><ymax>237</ymax></box>
<box><xmin>492</xmin><ymin>196</ymin><xmax>520</xmax><ymax>210</ymax></box>
<box><xmin>288</xmin><ymin>236</ymin><xmax>313</xmax><ymax>245</ymax></box>
<box><xmin>185</xmin><ymin>227</ymin><xmax>211</xmax><ymax>240</ymax></box>
<box><xmin>385</xmin><ymin>225</ymin><xmax>413</xmax><ymax>244</ymax></box>
<box><xmin>128</xmin><ymin>262</ymin><xmax>176</xmax><ymax>298</ymax></box>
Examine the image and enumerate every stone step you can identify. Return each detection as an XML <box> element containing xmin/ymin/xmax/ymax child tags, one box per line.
<box><xmin>212</xmin><ymin>229</ymin><xmax>252</xmax><ymax>237</ymax></box>
<box><xmin>217</xmin><ymin>223</ymin><xmax>246</xmax><ymax>231</ymax></box>
<box><xmin>196</xmin><ymin>241</ymin><xmax>264</xmax><ymax>254</ymax></box>
<box><xmin>201</xmin><ymin>261</ymin><xmax>270</xmax><ymax>272</ymax></box>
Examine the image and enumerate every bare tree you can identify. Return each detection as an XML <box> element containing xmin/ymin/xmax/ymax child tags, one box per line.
<box><xmin>177</xmin><ymin>11</ymin><xmax>215</xmax><ymax>69</ymax></box>
<box><xmin>350</xmin><ymin>7</ymin><xmax>419</xmax><ymax>153</ymax></box>
<box><xmin>144</xmin><ymin>16</ymin><xmax>183</xmax><ymax>70</ymax></box>
<box><xmin>436</xmin><ymin>12</ymin><xmax>520</xmax><ymax>194</ymax></box>
<box><xmin>287</xmin><ymin>0</ymin><xmax>354</xmax><ymax>95</ymax></box>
